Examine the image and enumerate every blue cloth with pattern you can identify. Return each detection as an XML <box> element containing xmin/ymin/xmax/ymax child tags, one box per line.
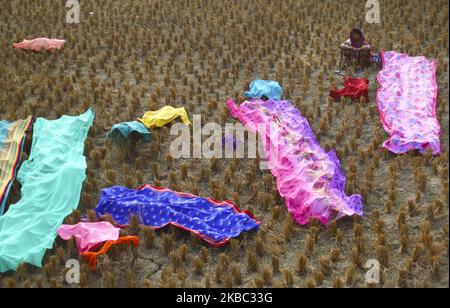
<box><xmin>95</xmin><ymin>185</ymin><xmax>259</xmax><ymax>245</ymax></box>
<box><xmin>107</xmin><ymin>121</ymin><xmax>153</xmax><ymax>143</ymax></box>
<box><xmin>244</xmin><ymin>80</ymin><xmax>283</xmax><ymax>100</ymax></box>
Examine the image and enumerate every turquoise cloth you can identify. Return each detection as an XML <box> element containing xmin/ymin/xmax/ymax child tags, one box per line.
<box><xmin>0</xmin><ymin>109</ymin><xmax>95</xmax><ymax>272</ymax></box>
<box><xmin>244</xmin><ymin>80</ymin><xmax>283</xmax><ymax>100</ymax></box>
<box><xmin>107</xmin><ymin>121</ymin><xmax>153</xmax><ymax>143</ymax></box>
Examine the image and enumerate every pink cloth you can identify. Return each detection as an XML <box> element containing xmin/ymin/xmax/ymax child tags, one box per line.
<box><xmin>377</xmin><ymin>51</ymin><xmax>441</xmax><ymax>154</ymax></box>
<box><xmin>57</xmin><ymin>222</ymin><xmax>120</xmax><ymax>253</ymax></box>
<box><xmin>227</xmin><ymin>98</ymin><xmax>363</xmax><ymax>225</ymax></box>
<box><xmin>13</xmin><ymin>38</ymin><xmax>65</xmax><ymax>51</ymax></box>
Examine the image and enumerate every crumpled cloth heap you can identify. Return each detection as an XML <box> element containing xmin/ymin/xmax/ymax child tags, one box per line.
<box><xmin>95</xmin><ymin>185</ymin><xmax>260</xmax><ymax>246</ymax></box>
<box><xmin>244</xmin><ymin>80</ymin><xmax>283</xmax><ymax>100</ymax></box>
<box><xmin>13</xmin><ymin>38</ymin><xmax>65</xmax><ymax>51</ymax></box>
<box><xmin>57</xmin><ymin>222</ymin><xmax>121</xmax><ymax>253</ymax></box>
<box><xmin>330</xmin><ymin>77</ymin><xmax>369</xmax><ymax>102</ymax></box>
<box><xmin>107</xmin><ymin>121</ymin><xmax>153</xmax><ymax>143</ymax></box>
<box><xmin>376</xmin><ymin>50</ymin><xmax>441</xmax><ymax>154</ymax></box>
<box><xmin>138</xmin><ymin>106</ymin><xmax>191</xmax><ymax>128</ymax></box>
<box><xmin>227</xmin><ymin>98</ymin><xmax>363</xmax><ymax>225</ymax></box>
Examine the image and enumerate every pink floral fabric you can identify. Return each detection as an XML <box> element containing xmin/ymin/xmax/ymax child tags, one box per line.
<box><xmin>227</xmin><ymin>98</ymin><xmax>363</xmax><ymax>225</ymax></box>
<box><xmin>377</xmin><ymin>51</ymin><xmax>441</xmax><ymax>154</ymax></box>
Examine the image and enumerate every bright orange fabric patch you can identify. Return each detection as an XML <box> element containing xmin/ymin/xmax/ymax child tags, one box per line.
<box><xmin>81</xmin><ymin>236</ymin><xmax>139</xmax><ymax>270</ymax></box>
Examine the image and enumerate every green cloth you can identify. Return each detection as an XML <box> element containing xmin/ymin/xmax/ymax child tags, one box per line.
<box><xmin>0</xmin><ymin>109</ymin><xmax>95</xmax><ymax>272</ymax></box>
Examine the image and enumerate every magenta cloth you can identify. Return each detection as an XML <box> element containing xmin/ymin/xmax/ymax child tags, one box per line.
<box><xmin>57</xmin><ymin>222</ymin><xmax>120</xmax><ymax>253</ymax></box>
<box><xmin>377</xmin><ymin>51</ymin><xmax>441</xmax><ymax>154</ymax></box>
<box><xmin>227</xmin><ymin>98</ymin><xmax>363</xmax><ymax>225</ymax></box>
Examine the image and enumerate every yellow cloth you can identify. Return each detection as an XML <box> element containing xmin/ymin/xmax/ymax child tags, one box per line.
<box><xmin>138</xmin><ymin>106</ymin><xmax>191</xmax><ymax>128</ymax></box>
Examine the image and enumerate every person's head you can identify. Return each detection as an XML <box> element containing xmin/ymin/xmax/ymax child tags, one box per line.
<box><xmin>350</xmin><ymin>28</ymin><xmax>364</xmax><ymax>42</ymax></box>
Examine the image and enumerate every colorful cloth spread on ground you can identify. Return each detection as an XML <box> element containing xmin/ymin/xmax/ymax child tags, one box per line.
<box><xmin>107</xmin><ymin>121</ymin><xmax>153</xmax><ymax>143</ymax></box>
<box><xmin>330</xmin><ymin>77</ymin><xmax>369</xmax><ymax>102</ymax></box>
<box><xmin>95</xmin><ymin>185</ymin><xmax>260</xmax><ymax>246</ymax></box>
<box><xmin>138</xmin><ymin>106</ymin><xmax>191</xmax><ymax>128</ymax></box>
<box><xmin>0</xmin><ymin>117</ymin><xmax>33</xmax><ymax>216</ymax></box>
<box><xmin>57</xmin><ymin>222</ymin><xmax>121</xmax><ymax>254</ymax></box>
<box><xmin>81</xmin><ymin>236</ymin><xmax>139</xmax><ymax>270</ymax></box>
<box><xmin>376</xmin><ymin>51</ymin><xmax>440</xmax><ymax>154</ymax></box>
<box><xmin>227</xmin><ymin>98</ymin><xmax>363</xmax><ymax>225</ymax></box>
<box><xmin>13</xmin><ymin>38</ymin><xmax>65</xmax><ymax>51</ymax></box>
<box><xmin>0</xmin><ymin>109</ymin><xmax>95</xmax><ymax>272</ymax></box>
<box><xmin>244</xmin><ymin>80</ymin><xmax>283</xmax><ymax>100</ymax></box>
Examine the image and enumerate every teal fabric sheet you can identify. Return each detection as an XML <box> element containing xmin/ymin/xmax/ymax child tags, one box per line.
<box><xmin>0</xmin><ymin>109</ymin><xmax>95</xmax><ymax>272</ymax></box>
<box><xmin>107</xmin><ymin>121</ymin><xmax>153</xmax><ymax>143</ymax></box>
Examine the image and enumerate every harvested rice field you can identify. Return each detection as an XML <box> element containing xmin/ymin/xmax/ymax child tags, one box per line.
<box><xmin>0</xmin><ymin>0</ymin><xmax>448</xmax><ymax>289</ymax></box>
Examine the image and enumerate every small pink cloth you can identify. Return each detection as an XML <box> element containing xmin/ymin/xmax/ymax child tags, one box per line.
<box><xmin>13</xmin><ymin>38</ymin><xmax>65</xmax><ymax>51</ymax></box>
<box><xmin>57</xmin><ymin>222</ymin><xmax>120</xmax><ymax>253</ymax></box>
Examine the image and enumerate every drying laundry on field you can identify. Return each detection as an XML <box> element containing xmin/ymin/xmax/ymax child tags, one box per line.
<box><xmin>107</xmin><ymin>121</ymin><xmax>153</xmax><ymax>143</ymax></box>
<box><xmin>377</xmin><ymin>51</ymin><xmax>441</xmax><ymax>154</ymax></box>
<box><xmin>244</xmin><ymin>80</ymin><xmax>283</xmax><ymax>100</ymax></box>
<box><xmin>0</xmin><ymin>109</ymin><xmax>95</xmax><ymax>272</ymax></box>
<box><xmin>12</xmin><ymin>38</ymin><xmax>65</xmax><ymax>51</ymax></box>
<box><xmin>81</xmin><ymin>236</ymin><xmax>139</xmax><ymax>270</ymax></box>
<box><xmin>0</xmin><ymin>116</ymin><xmax>33</xmax><ymax>215</ymax></box>
<box><xmin>95</xmin><ymin>185</ymin><xmax>260</xmax><ymax>246</ymax></box>
<box><xmin>227</xmin><ymin>98</ymin><xmax>363</xmax><ymax>225</ymax></box>
<box><xmin>329</xmin><ymin>77</ymin><xmax>369</xmax><ymax>102</ymax></box>
<box><xmin>138</xmin><ymin>106</ymin><xmax>191</xmax><ymax>128</ymax></box>
<box><xmin>57</xmin><ymin>221</ymin><xmax>121</xmax><ymax>254</ymax></box>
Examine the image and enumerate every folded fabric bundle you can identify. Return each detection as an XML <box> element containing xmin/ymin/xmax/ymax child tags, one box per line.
<box><xmin>107</xmin><ymin>121</ymin><xmax>153</xmax><ymax>143</ymax></box>
<box><xmin>227</xmin><ymin>98</ymin><xmax>363</xmax><ymax>225</ymax></box>
<box><xmin>81</xmin><ymin>236</ymin><xmax>139</xmax><ymax>270</ymax></box>
<box><xmin>95</xmin><ymin>185</ymin><xmax>260</xmax><ymax>246</ymax></box>
<box><xmin>138</xmin><ymin>106</ymin><xmax>191</xmax><ymax>128</ymax></box>
<box><xmin>329</xmin><ymin>77</ymin><xmax>369</xmax><ymax>102</ymax></box>
<box><xmin>244</xmin><ymin>80</ymin><xmax>283</xmax><ymax>100</ymax></box>
<box><xmin>0</xmin><ymin>109</ymin><xmax>95</xmax><ymax>272</ymax></box>
<box><xmin>57</xmin><ymin>222</ymin><xmax>121</xmax><ymax>254</ymax></box>
<box><xmin>13</xmin><ymin>38</ymin><xmax>65</xmax><ymax>51</ymax></box>
<box><xmin>0</xmin><ymin>116</ymin><xmax>33</xmax><ymax>215</ymax></box>
<box><xmin>377</xmin><ymin>51</ymin><xmax>441</xmax><ymax>154</ymax></box>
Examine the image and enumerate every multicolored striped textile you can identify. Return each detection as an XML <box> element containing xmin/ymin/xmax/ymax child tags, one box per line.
<box><xmin>0</xmin><ymin>116</ymin><xmax>33</xmax><ymax>215</ymax></box>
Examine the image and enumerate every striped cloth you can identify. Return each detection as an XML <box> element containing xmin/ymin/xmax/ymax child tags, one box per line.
<box><xmin>0</xmin><ymin>117</ymin><xmax>33</xmax><ymax>215</ymax></box>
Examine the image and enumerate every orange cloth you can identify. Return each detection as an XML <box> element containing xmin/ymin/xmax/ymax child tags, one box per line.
<box><xmin>81</xmin><ymin>236</ymin><xmax>139</xmax><ymax>270</ymax></box>
<box><xmin>13</xmin><ymin>38</ymin><xmax>65</xmax><ymax>51</ymax></box>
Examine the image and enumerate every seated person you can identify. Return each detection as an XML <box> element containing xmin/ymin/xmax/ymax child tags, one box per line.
<box><xmin>339</xmin><ymin>28</ymin><xmax>372</xmax><ymax>70</ymax></box>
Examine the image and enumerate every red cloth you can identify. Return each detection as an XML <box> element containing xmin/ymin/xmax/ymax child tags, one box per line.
<box><xmin>330</xmin><ymin>77</ymin><xmax>369</xmax><ymax>102</ymax></box>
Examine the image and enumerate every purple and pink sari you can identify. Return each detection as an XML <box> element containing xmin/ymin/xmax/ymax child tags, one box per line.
<box><xmin>227</xmin><ymin>98</ymin><xmax>363</xmax><ymax>225</ymax></box>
